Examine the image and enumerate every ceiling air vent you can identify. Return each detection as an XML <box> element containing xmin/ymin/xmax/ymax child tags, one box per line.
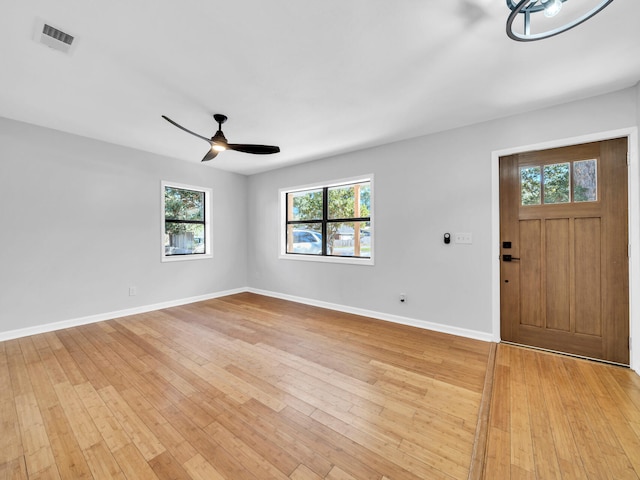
<box><xmin>34</xmin><ymin>20</ymin><xmax>76</xmax><ymax>54</ymax></box>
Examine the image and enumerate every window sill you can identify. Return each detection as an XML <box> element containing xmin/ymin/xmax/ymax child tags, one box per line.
<box><xmin>161</xmin><ymin>253</ymin><xmax>213</xmax><ymax>263</ymax></box>
<box><xmin>278</xmin><ymin>253</ymin><xmax>374</xmax><ymax>266</ymax></box>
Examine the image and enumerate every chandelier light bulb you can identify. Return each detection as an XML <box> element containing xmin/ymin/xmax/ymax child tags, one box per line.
<box><xmin>542</xmin><ymin>0</ymin><xmax>562</xmax><ymax>17</ymax></box>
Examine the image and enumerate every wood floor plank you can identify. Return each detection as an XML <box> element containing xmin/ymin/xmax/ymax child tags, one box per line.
<box><xmin>509</xmin><ymin>347</ymin><xmax>536</xmax><ymax>476</ymax></box>
<box><xmin>213</xmin><ymin>407</ymin><xmax>301</xmax><ymax>476</ymax></box>
<box><xmin>288</xmin><ymin>464</ymin><xmax>323</xmax><ymax>480</ymax></box>
<box><xmin>220</xmin><ymin>398</ymin><xmax>334</xmax><ymax>478</ymax></box>
<box><xmin>52</xmin><ymin>381</ymin><xmax>103</xmax><ymax>451</ymax></box>
<box><xmin>53</xmin><ymin>330</ymin><xmax>111</xmax><ymax>391</ymax></box>
<box><xmin>310</xmin><ymin>407</ymin><xmax>456</xmax><ymax>479</ymax></box>
<box><xmin>25</xmin><ymin>465</ymin><xmax>61</xmax><ymax>480</ymax></box>
<box><xmin>534</xmin><ymin>354</ymin><xmax>588</xmax><ymax>479</ymax></box>
<box><xmin>565</xmin><ymin>360</ymin><xmax>636</xmax><ymax>479</ymax></box>
<box><xmin>324</xmin><ymin>466</ymin><xmax>360</xmax><ymax>480</ymax></box>
<box><xmin>6</xmin><ymin>340</ymin><xmax>34</xmax><ymax>399</ymax></box>
<box><xmin>280</xmin><ymin>404</ymin><xmax>432</xmax><ymax>480</ymax></box>
<box><xmin>0</xmin><ymin>343</ymin><xmax>24</xmax><ymax>466</ymax></box>
<box><xmin>74</xmin><ymin>382</ymin><xmax>130</xmax><ymax>453</ymax></box>
<box><xmin>525</xmin><ymin>353</ymin><xmax>564</xmax><ymax>480</ymax></box>
<box><xmin>182</xmin><ymin>453</ymin><xmax>226</xmax><ymax>480</ymax></box>
<box><xmin>118</xmin><ymin>387</ymin><xmax>199</xmax><ymax>465</ymax></box>
<box><xmin>112</xmin><ymin>443</ymin><xmax>160</xmax><ymax>480</ymax></box>
<box><xmin>203</xmin><ymin>421</ymin><xmax>290</xmax><ymax>479</ymax></box>
<box><xmin>97</xmin><ymin>385</ymin><xmax>166</xmax><ymax>462</ymax></box>
<box><xmin>158</xmin><ymin>404</ymin><xmax>257</xmax><ymax>479</ymax></box>
<box><xmin>40</xmin><ymin>404</ymin><xmax>93</xmax><ymax>480</ymax></box>
<box><xmin>0</xmin><ymin>457</ymin><xmax>28</xmax><ymax>480</ymax></box>
<box><xmin>13</xmin><ymin>392</ymin><xmax>59</xmax><ymax>478</ymax></box>
<box><xmin>483</xmin><ymin>426</ymin><xmax>510</xmax><ymax>479</ymax></box>
<box><xmin>82</xmin><ymin>441</ymin><xmax>126</xmax><ymax>480</ymax></box>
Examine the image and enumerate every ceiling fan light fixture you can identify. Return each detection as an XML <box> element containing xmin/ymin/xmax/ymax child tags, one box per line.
<box><xmin>161</xmin><ymin>113</ymin><xmax>280</xmax><ymax>162</ymax></box>
<box><xmin>211</xmin><ymin>130</ymin><xmax>228</xmax><ymax>152</ymax></box>
<box><xmin>541</xmin><ymin>0</ymin><xmax>562</xmax><ymax>17</ymax></box>
<box><xmin>506</xmin><ymin>0</ymin><xmax>614</xmax><ymax>41</ymax></box>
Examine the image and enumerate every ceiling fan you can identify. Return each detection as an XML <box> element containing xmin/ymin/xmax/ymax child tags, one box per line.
<box><xmin>162</xmin><ymin>113</ymin><xmax>280</xmax><ymax>162</ymax></box>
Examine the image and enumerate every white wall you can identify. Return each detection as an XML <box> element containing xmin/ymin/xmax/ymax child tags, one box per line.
<box><xmin>247</xmin><ymin>86</ymin><xmax>639</xmax><ymax>343</ymax></box>
<box><xmin>0</xmin><ymin>117</ymin><xmax>247</xmax><ymax>335</ymax></box>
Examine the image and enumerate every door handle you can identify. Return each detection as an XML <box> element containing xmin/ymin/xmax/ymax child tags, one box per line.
<box><xmin>502</xmin><ymin>254</ymin><xmax>520</xmax><ymax>262</ymax></box>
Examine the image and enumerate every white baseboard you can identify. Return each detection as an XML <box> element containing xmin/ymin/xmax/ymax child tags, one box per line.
<box><xmin>5</xmin><ymin>287</ymin><xmax>640</xmax><ymax>375</ymax></box>
<box><xmin>0</xmin><ymin>288</ymin><xmax>247</xmax><ymax>342</ymax></box>
<box><xmin>247</xmin><ymin>287</ymin><xmax>495</xmax><ymax>343</ymax></box>
<box><xmin>4</xmin><ymin>287</ymin><xmax>634</xmax><ymax>374</ymax></box>
<box><xmin>0</xmin><ymin>286</ymin><xmax>493</xmax><ymax>345</ymax></box>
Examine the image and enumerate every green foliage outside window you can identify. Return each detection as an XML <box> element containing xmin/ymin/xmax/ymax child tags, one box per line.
<box><xmin>543</xmin><ymin>163</ymin><xmax>570</xmax><ymax>204</ymax></box>
<box><xmin>290</xmin><ymin>189</ymin><xmax>323</xmax><ymax>221</ymax></box>
<box><xmin>521</xmin><ymin>166</ymin><xmax>541</xmax><ymax>205</ymax></box>
<box><xmin>165</xmin><ymin>187</ymin><xmax>204</xmax><ymax>235</ymax></box>
<box><xmin>328</xmin><ymin>184</ymin><xmax>370</xmax><ymax>219</ymax></box>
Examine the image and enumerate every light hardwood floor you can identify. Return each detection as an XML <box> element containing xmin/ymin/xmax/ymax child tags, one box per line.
<box><xmin>1</xmin><ymin>293</ymin><xmax>639</xmax><ymax>479</ymax></box>
<box><xmin>484</xmin><ymin>343</ymin><xmax>640</xmax><ymax>479</ymax></box>
<box><xmin>0</xmin><ymin>293</ymin><xmax>490</xmax><ymax>480</ymax></box>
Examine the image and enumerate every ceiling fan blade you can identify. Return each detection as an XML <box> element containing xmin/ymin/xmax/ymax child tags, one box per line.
<box><xmin>162</xmin><ymin>115</ymin><xmax>211</xmax><ymax>143</ymax></box>
<box><xmin>227</xmin><ymin>144</ymin><xmax>281</xmax><ymax>155</ymax></box>
<box><xmin>201</xmin><ymin>148</ymin><xmax>218</xmax><ymax>162</ymax></box>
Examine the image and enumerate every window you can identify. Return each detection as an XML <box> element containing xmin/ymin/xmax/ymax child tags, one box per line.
<box><xmin>161</xmin><ymin>181</ymin><xmax>212</xmax><ymax>261</ymax></box>
<box><xmin>281</xmin><ymin>176</ymin><xmax>373</xmax><ymax>265</ymax></box>
<box><xmin>520</xmin><ymin>159</ymin><xmax>598</xmax><ymax>206</ymax></box>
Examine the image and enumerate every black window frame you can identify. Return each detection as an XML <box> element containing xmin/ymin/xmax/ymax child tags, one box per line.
<box><xmin>162</xmin><ymin>182</ymin><xmax>211</xmax><ymax>261</ymax></box>
<box><xmin>285</xmin><ymin>180</ymin><xmax>371</xmax><ymax>258</ymax></box>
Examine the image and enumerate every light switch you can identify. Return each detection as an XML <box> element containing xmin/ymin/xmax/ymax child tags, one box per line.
<box><xmin>454</xmin><ymin>233</ymin><xmax>473</xmax><ymax>244</ymax></box>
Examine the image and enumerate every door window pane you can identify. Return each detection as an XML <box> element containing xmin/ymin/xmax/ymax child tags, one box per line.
<box><xmin>573</xmin><ymin>159</ymin><xmax>597</xmax><ymax>202</ymax></box>
<box><xmin>544</xmin><ymin>163</ymin><xmax>570</xmax><ymax>204</ymax></box>
<box><xmin>521</xmin><ymin>166</ymin><xmax>541</xmax><ymax>205</ymax></box>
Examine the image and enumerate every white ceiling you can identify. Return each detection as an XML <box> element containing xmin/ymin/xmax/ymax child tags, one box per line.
<box><xmin>1</xmin><ymin>1</ymin><xmax>639</xmax><ymax>175</ymax></box>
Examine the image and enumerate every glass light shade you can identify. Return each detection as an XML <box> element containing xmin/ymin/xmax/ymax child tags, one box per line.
<box><xmin>542</xmin><ymin>0</ymin><xmax>562</xmax><ymax>17</ymax></box>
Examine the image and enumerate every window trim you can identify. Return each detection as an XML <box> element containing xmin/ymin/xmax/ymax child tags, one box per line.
<box><xmin>161</xmin><ymin>180</ymin><xmax>213</xmax><ymax>262</ymax></box>
<box><xmin>279</xmin><ymin>174</ymin><xmax>374</xmax><ymax>266</ymax></box>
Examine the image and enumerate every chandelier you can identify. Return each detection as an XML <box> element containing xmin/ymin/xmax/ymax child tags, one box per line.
<box><xmin>506</xmin><ymin>0</ymin><xmax>614</xmax><ymax>41</ymax></box>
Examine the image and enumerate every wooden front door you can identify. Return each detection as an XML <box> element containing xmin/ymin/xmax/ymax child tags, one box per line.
<box><xmin>499</xmin><ymin>138</ymin><xmax>629</xmax><ymax>364</ymax></box>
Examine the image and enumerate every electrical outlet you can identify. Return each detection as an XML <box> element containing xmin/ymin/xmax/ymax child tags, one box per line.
<box><xmin>400</xmin><ymin>293</ymin><xmax>406</xmax><ymax>303</ymax></box>
<box><xmin>454</xmin><ymin>232</ymin><xmax>473</xmax><ymax>244</ymax></box>
<box><xmin>129</xmin><ymin>286</ymin><xmax>137</xmax><ymax>296</ymax></box>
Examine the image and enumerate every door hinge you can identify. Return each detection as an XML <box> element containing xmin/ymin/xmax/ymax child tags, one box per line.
<box><xmin>627</xmin><ymin>152</ymin><xmax>631</xmax><ymax>166</ymax></box>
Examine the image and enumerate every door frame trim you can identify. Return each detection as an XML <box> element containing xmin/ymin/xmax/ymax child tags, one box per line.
<box><xmin>491</xmin><ymin>127</ymin><xmax>639</xmax><ymax>373</ymax></box>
